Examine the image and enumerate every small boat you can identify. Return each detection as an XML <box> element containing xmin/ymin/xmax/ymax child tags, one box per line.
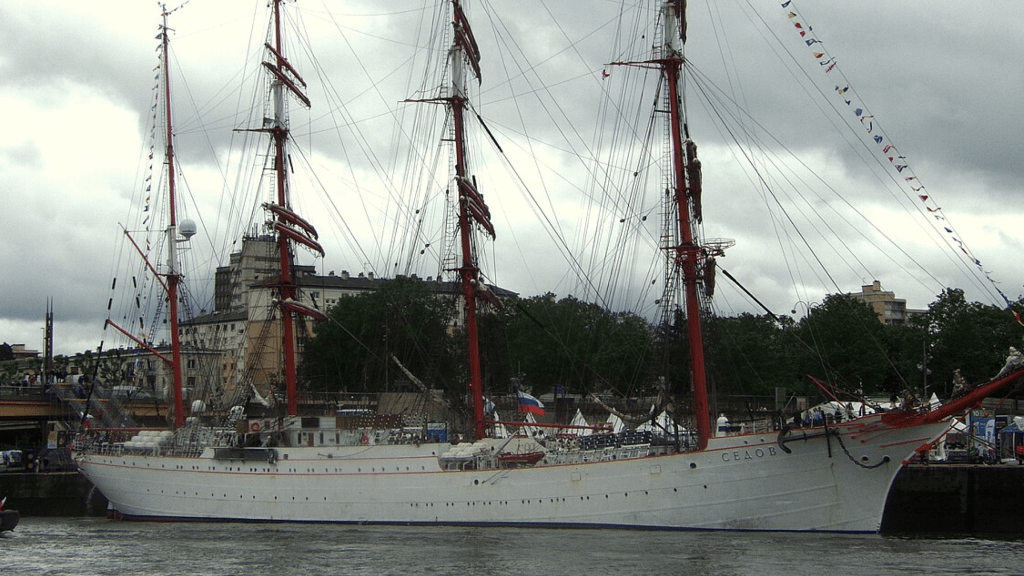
<box><xmin>497</xmin><ymin>451</ymin><xmax>546</xmax><ymax>466</ymax></box>
<box><xmin>0</xmin><ymin>497</ymin><xmax>18</xmax><ymax>533</ymax></box>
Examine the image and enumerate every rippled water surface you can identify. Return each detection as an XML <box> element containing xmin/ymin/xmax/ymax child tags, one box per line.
<box><xmin>3</xmin><ymin>518</ymin><xmax>1024</xmax><ymax>576</ymax></box>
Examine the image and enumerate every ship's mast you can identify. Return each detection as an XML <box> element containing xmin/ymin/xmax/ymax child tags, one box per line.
<box><xmin>403</xmin><ymin>1</ymin><xmax>492</xmax><ymax>440</ymax></box>
<box><xmin>102</xmin><ymin>5</ymin><xmax>194</xmax><ymax>427</ymax></box>
<box><xmin>449</xmin><ymin>0</ymin><xmax>491</xmax><ymax>440</ymax></box>
<box><xmin>660</xmin><ymin>1</ymin><xmax>712</xmax><ymax>448</ymax></box>
<box><xmin>271</xmin><ymin>0</ymin><xmax>298</xmax><ymax>416</ymax></box>
<box><xmin>160</xmin><ymin>5</ymin><xmax>186</xmax><ymax>429</ymax></box>
<box><xmin>263</xmin><ymin>0</ymin><xmax>320</xmax><ymax>416</ymax></box>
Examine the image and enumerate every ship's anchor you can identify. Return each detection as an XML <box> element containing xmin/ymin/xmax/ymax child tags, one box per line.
<box><xmin>776</xmin><ymin>426</ymin><xmax>837</xmax><ymax>454</ymax></box>
<box><xmin>774</xmin><ymin>424</ymin><xmax>831</xmax><ymax>450</ymax></box>
<box><xmin>777</xmin><ymin>426</ymin><xmax>891</xmax><ymax>469</ymax></box>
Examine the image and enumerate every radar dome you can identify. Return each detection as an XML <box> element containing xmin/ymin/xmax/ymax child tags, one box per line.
<box><xmin>179</xmin><ymin>219</ymin><xmax>197</xmax><ymax>239</ymax></box>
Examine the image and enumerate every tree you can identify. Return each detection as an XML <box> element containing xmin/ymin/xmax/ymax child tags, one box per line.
<box><xmin>706</xmin><ymin>312</ymin><xmax>800</xmax><ymax>399</ymax></box>
<box><xmin>913</xmin><ymin>289</ymin><xmax>1023</xmax><ymax>395</ymax></box>
<box><xmin>96</xmin><ymin>349</ymin><xmax>129</xmax><ymax>386</ymax></box>
<box><xmin>0</xmin><ymin>359</ymin><xmax>18</xmax><ymax>386</ymax></box>
<box><xmin>297</xmin><ymin>280</ymin><xmax>1024</xmax><ymax>416</ymax></box>
<box><xmin>791</xmin><ymin>294</ymin><xmax>891</xmax><ymax>396</ymax></box>
<box><xmin>501</xmin><ymin>294</ymin><xmax>653</xmax><ymax>397</ymax></box>
<box><xmin>53</xmin><ymin>354</ymin><xmax>71</xmax><ymax>381</ymax></box>
<box><xmin>881</xmin><ymin>322</ymin><xmax>928</xmax><ymax>398</ymax></box>
<box><xmin>300</xmin><ymin>277</ymin><xmax>460</xmax><ymax>395</ymax></box>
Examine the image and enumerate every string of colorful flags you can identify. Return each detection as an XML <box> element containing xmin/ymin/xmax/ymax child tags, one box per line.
<box><xmin>142</xmin><ymin>29</ymin><xmax>163</xmax><ymax>252</ymax></box>
<box><xmin>780</xmin><ymin>0</ymin><xmax>1016</xmax><ymax>313</ymax></box>
<box><xmin>134</xmin><ymin>26</ymin><xmax>166</xmax><ymax>342</ymax></box>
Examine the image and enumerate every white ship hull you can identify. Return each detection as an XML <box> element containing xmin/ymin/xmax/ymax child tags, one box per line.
<box><xmin>76</xmin><ymin>414</ymin><xmax>947</xmax><ymax>532</ymax></box>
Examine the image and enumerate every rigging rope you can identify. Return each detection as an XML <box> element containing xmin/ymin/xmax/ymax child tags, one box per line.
<box><xmin>780</xmin><ymin>0</ymin><xmax>1016</xmax><ymax>316</ymax></box>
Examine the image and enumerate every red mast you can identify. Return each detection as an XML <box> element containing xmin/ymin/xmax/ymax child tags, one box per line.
<box><xmin>263</xmin><ymin>0</ymin><xmax>318</xmax><ymax>416</ymax></box>
<box><xmin>272</xmin><ymin>0</ymin><xmax>298</xmax><ymax>416</ymax></box>
<box><xmin>403</xmin><ymin>1</ymin><xmax>492</xmax><ymax>440</ymax></box>
<box><xmin>450</xmin><ymin>0</ymin><xmax>491</xmax><ymax>440</ymax></box>
<box><xmin>160</xmin><ymin>5</ymin><xmax>186</xmax><ymax>429</ymax></box>
<box><xmin>659</xmin><ymin>2</ymin><xmax>714</xmax><ymax>448</ymax></box>
<box><xmin>608</xmin><ymin>3</ymin><xmax>717</xmax><ymax>448</ymax></box>
<box><xmin>103</xmin><ymin>5</ymin><xmax>195</xmax><ymax>428</ymax></box>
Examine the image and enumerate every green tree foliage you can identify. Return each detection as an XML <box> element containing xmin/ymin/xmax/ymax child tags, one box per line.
<box><xmin>298</xmin><ymin>278</ymin><xmax>1024</xmax><ymax>408</ymax></box>
<box><xmin>0</xmin><ymin>360</ymin><xmax>17</xmax><ymax>385</ymax></box>
<box><xmin>53</xmin><ymin>354</ymin><xmax>70</xmax><ymax>379</ymax></box>
<box><xmin>705</xmin><ymin>312</ymin><xmax>799</xmax><ymax>398</ymax></box>
<box><xmin>880</xmin><ymin>322</ymin><xmax>928</xmax><ymax>397</ymax></box>
<box><xmin>299</xmin><ymin>277</ymin><xmax>460</xmax><ymax>394</ymax></box>
<box><xmin>502</xmin><ymin>294</ymin><xmax>653</xmax><ymax>397</ymax></box>
<box><xmin>476</xmin><ymin>301</ymin><xmax>518</xmax><ymax>394</ymax></box>
<box><xmin>791</xmin><ymin>294</ymin><xmax>891</xmax><ymax>396</ymax></box>
<box><xmin>651</xmin><ymin>308</ymin><xmax>689</xmax><ymax>398</ymax></box>
<box><xmin>301</xmin><ymin>286</ymin><xmax>654</xmax><ymax>399</ymax></box>
<box><xmin>96</xmin><ymin>349</ymin><xmax>128</xmax><ymax>385</ymax></box>
<box><xmin>911</xmin><ymin>289</ymin><xmax>1023</xmax><ymax>395</ymax></box>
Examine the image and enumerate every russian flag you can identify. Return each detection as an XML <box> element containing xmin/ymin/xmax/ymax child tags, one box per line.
<box><xmin>517</xmin><ymin>391</ymin><xmax>545</xmax><ymax>415</ymax></box>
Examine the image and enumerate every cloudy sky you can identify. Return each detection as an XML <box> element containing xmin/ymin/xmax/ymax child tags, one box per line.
<box><xmin>1</xmin><ymin>0</ymin><xmax>1022</xmax><ymax>357</ymax></box>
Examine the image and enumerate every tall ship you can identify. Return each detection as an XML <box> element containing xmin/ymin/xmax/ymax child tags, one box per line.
<box><xmin>76</xmin><ymin>0</ymin><xmax>1024</xmax><ymax>532</ymax></box>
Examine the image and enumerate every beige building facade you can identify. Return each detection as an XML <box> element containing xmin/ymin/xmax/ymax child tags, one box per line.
<box><xmin>851</xmin><ymin>280</ymin><xmax>911</xmax><ymax>325</ymax></box>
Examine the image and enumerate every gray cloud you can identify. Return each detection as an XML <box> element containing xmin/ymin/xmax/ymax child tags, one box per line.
<box><xmin>1</xmin><ymin>0</ymin><xmax>1021</xmax><ymax>357</ymax></box>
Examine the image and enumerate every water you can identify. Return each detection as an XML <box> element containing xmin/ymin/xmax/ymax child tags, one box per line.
<box><xmin>3</xmin><ymin>518</ymin><xmax>1023</xmax><ymax>576</ymax></box>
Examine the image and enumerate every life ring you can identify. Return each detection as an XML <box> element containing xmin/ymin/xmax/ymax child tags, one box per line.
<box><xmin>250</xmin><ymin>421</ymin><xmax>261</xmax><ymax>433</ymax></box>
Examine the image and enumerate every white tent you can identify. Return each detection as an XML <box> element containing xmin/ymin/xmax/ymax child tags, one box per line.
<box><xmin>606</xmin><ymin>413</ymin><xmax>625</xmax><ymax>434</ymax></box>
<box><xmin>567</xmin><ymin>408</ymin><xmax>593</xmax><ymax>436</ymax></box>
<box><xmin>490</xmin><ymin>411</ymin><xmax>509</xmax><ymax>439</ymax></box>
<box><xmin>521</xmin><ymin>412</ymin><xmax>545</xmax><ymax>440</ymax></box>
<box><xmin>637</xmin><ymin>410</ymin><xmax>679</xmax><ymax>437</ymax></box>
